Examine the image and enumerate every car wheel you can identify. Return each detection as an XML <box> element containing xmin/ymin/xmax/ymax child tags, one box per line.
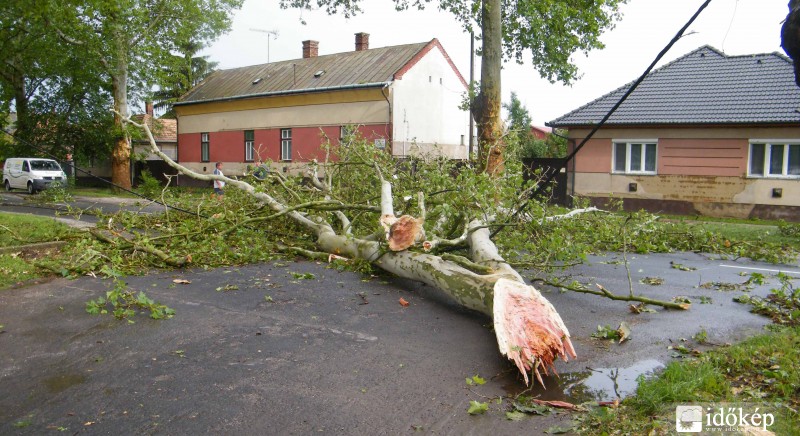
<box><xmin>27</xmin><ymin>182</ymin><xmax>35</xmax><ymax>195</ymax></box>
<box><xmin>3</xmin><ymin>180</ymin><xmax>10</xmax><ymax>192</ymax></box>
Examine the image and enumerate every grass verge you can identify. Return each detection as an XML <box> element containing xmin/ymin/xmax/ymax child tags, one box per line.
<box><xmin>661</xmin><ymin>214</ymin><xmax>800</xmax><ymax>251</ymax></box>
<box><xmin>577</xmin><ymin>276</ymin><xmax>800</xmax><ymax>436</ymax></box>
<box><xmin>0</xmin><ymin>212</ymin><xmax>74</xmax><ymax>289</ymax></box>
<box><xmin>0</xmin><ymin>212</ymin><xmax>73</xmax><ymax>247</ymax></box>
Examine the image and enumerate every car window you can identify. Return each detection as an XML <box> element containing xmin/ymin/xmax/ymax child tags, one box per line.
<box><xmin>30</xmin><ymin>160</ymin><xmax>61</xmax><ymax>171</ymax></box>
<box><xmin>23</xmin><ymin>161</ymin><xmax>30</xmax><ymax>172</ymax></box>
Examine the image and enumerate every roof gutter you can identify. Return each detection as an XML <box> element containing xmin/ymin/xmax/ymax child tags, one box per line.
<box><xmin>174</xmin><ymin>81</ymin><xmax>392</xmax><ymax>107</ymax></box>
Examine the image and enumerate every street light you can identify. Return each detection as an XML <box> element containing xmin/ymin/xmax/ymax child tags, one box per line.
<box><xmin>249</xmin><ymin>28</ymin><xmax>279</xmax><ymax>62</ymax></box>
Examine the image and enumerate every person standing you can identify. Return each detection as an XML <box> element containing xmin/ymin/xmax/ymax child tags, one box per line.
<box><xmin>213</xmin><ymin>162</ymin><xmax>225</xmax><ymax>198</ymax></box>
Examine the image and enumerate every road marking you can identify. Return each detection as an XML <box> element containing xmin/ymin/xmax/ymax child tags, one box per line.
<box><xmin>720</xmin><ymin>264</ymin><xmax>800</xmax><ymax>275</ymax></box>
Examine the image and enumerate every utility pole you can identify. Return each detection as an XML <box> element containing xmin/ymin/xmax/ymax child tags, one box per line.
<box><xmin>469</xmin><ymin>31</ymin><xmax>475</xmax><ymax>161</ymax></box>
<box><xmin>250</xmin><ymin>28</ymin><xmax>279</xmax><ymax>62</ymax></box>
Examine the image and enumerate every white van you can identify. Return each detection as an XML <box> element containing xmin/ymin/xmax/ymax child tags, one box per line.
<box><xmin>3</xmin><ymin>158</ymin><xmax>68</xmax><ymax>194</ymax></box>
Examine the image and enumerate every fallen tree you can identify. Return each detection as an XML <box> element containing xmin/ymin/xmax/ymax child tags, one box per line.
<box><xmin>125</xmin><ymin>116</ymin><xmax>579</xmax><ymax>385</ymax></box>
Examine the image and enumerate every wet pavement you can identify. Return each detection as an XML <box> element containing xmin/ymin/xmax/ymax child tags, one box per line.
<box><xmin>2</xmin><ymin>192</ymin><xmax>798</xmax><ymax>433</ymax></box>
<box><xmin>1</xmin><ymin>247</ymin><xmax>796</xmax><ymax>434</ymax></box>
<box><xmin>0</xmin><ymin>192</ymin><xmax>168</xmax><ymax>228</ymax></box>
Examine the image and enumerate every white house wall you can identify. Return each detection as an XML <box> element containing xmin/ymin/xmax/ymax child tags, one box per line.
<box><xmin>391</xmin><ymin>48</ymin><xmax>469</xmax><ymax>159</ymax></box>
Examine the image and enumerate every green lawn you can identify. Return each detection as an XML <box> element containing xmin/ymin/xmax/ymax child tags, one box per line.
<box><xmin>578</xmin><ymin>326</ymin><xmax>800</xmax><ymax>435</ymax></box>
<box><xmin>0</xmin><ymin>213</ymin><xmax>74</xmax><ymax>289</ymax></box>
<box><xmin>577</xmin><ymin>272</ymin><xmax>800</xmax><ymax>435</ymax></box>
<box><xmin>692</xmin><ymin>221</ymin><xmax>799</xmax><ymax>247</ymax></box>
<box><xmin>659</xmin><ymin>214</ymin><xmax>800</xmax><ymax>252</ymax></box>
<box><xmin>0</xmin><ymin>212</ymin><xmax>73</xmax><ymax>247</ymax></box>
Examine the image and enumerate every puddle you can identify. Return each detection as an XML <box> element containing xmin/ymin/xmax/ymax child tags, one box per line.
<box><xmin>565</xmin><ymin>359</ymin><xmax>664</xmax><ymax>402</ymax></box>
<box><xmin>501</xmin><ymin>359</ymin><xmax>664</xmax><ymax>404</ymax></box>
<box><xmin>43</xmin><ymin>373</ymin><xmax>87</xmax><ymax>393</ymax></box>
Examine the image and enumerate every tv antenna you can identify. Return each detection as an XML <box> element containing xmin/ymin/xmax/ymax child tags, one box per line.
<box><xmin>249</xmin><ymin>28</ymin><xmax>279</xmax><ymax>62</ymax></box>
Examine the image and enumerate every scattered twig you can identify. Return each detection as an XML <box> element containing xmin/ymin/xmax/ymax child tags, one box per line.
<box><xmin>90</xmin><ymin>229</ymin><xmax>188</xmax><ymax>267</ymax></box>
<box><xmin>533</xmin><ymin>278</ymin><xmax>690</xmax><ymax>310</ymax></box>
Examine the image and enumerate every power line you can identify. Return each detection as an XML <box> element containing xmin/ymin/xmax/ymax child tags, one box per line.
<box><xmin>493</xmin><ymin>0</ymin><xmax>715</xmax><ymax>238</ymax></box>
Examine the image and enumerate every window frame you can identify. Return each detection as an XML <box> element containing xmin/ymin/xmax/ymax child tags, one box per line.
<box><xmin>748</xmin><ymin>140</ymin><xmax>800</xmax><ymax>178</ymax></box>
<box><xmin>200</xmin><ymin>132</ymin><xmax>210</xmax><ymax>163</ymax></box>
<box><xmin>612</xmin><ymin>139</ymin><xmax>658</xmax><ymax>175</ymax></box>
<box><xmin>280</xmin><ymin>128</ymin><xmax>292</xmax><ymax>161</ymax></box>
<box><xmin>244</xmin><ymin>130</ymin><xmax>255</xmax><ymax>162</ymax></box>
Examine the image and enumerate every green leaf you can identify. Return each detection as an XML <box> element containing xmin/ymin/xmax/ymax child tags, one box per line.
<box><xmin>505</xmin><ymin>410</ymin><xmax>527</xmax><ymax>421</ymax></box>
<box><xmin>290</xmin><ymin>272</ymin><xmax>316</xmax><ymax>280</ymax></box>
<box><xmin>512</xmin><ymin>401</ymin><xmax>550</xmax><ymax>415</ymax></box>
<box><xmin>467</xmin><ymin>400</ymin><xmax>489</xmax><ymax>415</ymax></box>
<box><xmin>466</xmin><ymin>374</ymin><xmax>486</xmax><ymax>386</ymax></box>
<box><xmin>545</xmin><ymin>424</ymin><xmax>575</xmax><ymax>434</ymax></box>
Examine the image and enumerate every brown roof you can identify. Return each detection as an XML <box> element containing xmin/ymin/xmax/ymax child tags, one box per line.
<box><xmin>131</xmin><ymin>114</ymin><xmax>177</xmax><ymax>143</ymax></box>
<box><xmin>176</xmin><ymin>39</ymin><xmax>466</xmax><ymax>106</ymax></box>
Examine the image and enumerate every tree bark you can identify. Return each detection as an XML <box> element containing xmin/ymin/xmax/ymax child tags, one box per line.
<box><xmin>111</xmin><ymin>27</ymin><xmax>132</xmax><ymax>190</ymax></box>
<box><xmin>10</xmin><ymin>68</ymin><xmax>31</xmax><ymax>145</ymax></box>
<box><xmin>474</xmin><ymin>0</ymin><xmax>505</xmax><ymax>176</ymax></box>
<box><xmin>128</xmin><ymin>115</ymin><xmax>575</xmax><ymax>386</ymax></box>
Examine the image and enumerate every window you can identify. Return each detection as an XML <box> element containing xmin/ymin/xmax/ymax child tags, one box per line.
<box><xmin>340</xmin><ymin>125</ymin><xmax>357</xmax><ymax>142</ymax></box>
<box><xmin>201</xmin><ymin>132</ymin><xmax>210</xmax><ymax>162</ymax></box>
<box><xmin>749</xmin><ymin>141</ymin><xmax>800</xmax><ymax>177</ymax></box>
<box><xmin>613</xmin><ymin>141</ymin><xmax>657</xmax><ymax>174</ymax></box>
<box><xmin>280</xmin><ymin>128</ymin><xmax>292</xmax><ymax>161</ymax></box>
<box><xmin>244</xmin><ymin>130</ymin><xmax>255</xmax><ymax>161</ymax></box>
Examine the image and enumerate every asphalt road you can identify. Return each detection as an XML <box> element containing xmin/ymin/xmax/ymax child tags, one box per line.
<box><xmin>1</xmin><ymin>194</ymin><xmax>797</xmax><ymax>434</ymax></box>
<box><xmin>0</xmin><ymin>191</ymin><xmax>168</xmax><ymax>228</ymax></box>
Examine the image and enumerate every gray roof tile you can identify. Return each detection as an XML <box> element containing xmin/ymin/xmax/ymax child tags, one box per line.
<box><xmin>176</xmin><ymin>41</ymin><xmax>431</xmax><ymax>105</ymax></box>
<box><xmin>548</xmin><ymin>45</ymin><xmax>800</xmax><ymax>127</ymax></box>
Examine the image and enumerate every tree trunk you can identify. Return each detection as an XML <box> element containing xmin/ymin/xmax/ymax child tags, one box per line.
<box><xmin>111</xmin><ymin>30</ymin><xmax>131</xmax><ymax>190</ymax></box>
<box><xmin>10</xmin><ymin>68</ymin><xmax>31</xmax><ymax>146</ymax></box>
<box><xmin>474</xmin><ymin>0</ymin><xmax>505</xmax><ymax>176</ymax></box>
<box><xmin>128</xmin><ymin>116</ymin><xmax>576</xmax><ymax>387</ymax></box>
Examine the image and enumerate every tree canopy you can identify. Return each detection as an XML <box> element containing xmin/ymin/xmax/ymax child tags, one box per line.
<box><xmin>0</xmin><ymin>0</ymin><xmax>243</xmax><ymax>186</ymax></box>
<box><xmin>152</xmin><ymin>40</ymin><xmax>219</xmax><ymax>119</ymax></box>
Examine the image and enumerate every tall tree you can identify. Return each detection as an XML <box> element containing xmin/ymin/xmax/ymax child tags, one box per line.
<box><xmin>280</xmin><ymin>0</ymin><xmax>627</xmax><ymax>175</ymax></box>
<box><xmin>503</xmin><ymin>91</ymin><xmax>537</xmax><ymax>157</ymax></box>
<box><xmin>504</xmin><ymin>92</ymin><xmax>567</xmax><ymax>159</ymax></box>
<box><xmin>152</xmin><ymin>40</ymin><xmax>219</xmax><ymax>119</ymax></box>
<box><xmin>0</xmin><ymin>0</ymin><xmax>60</xmax><ymax>150</ymax></box>
<box><xmin>43</xmin><ymin>0</ymin><xmax>243</xmax><ymax>190</ymax></box>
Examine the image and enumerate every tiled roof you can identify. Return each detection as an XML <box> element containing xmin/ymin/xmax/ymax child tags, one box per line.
<box><xmin>176</xmin><ymin>39</ymin><xmax>463</xmax><ymax>105</ymax></box>
<box><xmin>548</xmin><ymin>45</ymin><xmax>800</xmax><ymax>127</ymax></box>
<box><xmin>131</xmin><ymin>114</ymin><xmax>177</xmax><ymax>143</ymax></box>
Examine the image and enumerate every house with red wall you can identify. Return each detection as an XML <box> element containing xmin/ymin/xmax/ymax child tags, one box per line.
<box><xmin>173</xmin><ymin>33</ymin><xmax>470</xmax><ymax>182</ymax></box>
<box><xmin>530</xmin><ymin>125</ymin><xmax>552</xmax><ymax>140</ymax></box>
<box><xmin>548</xmin><ymin>45</ymin><xmax>800</xmax><ymax>221</ymax></box>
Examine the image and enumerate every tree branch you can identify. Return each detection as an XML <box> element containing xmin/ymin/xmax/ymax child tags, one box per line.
<box><xmin>533</xmin><ymin>278</ymin><xmax>690</xmax><ymax>310</ymax></box>
<box><xmin>121</xmin><ymin>112</ymin><xmax>328</xmax><ymax>235</ymax></box>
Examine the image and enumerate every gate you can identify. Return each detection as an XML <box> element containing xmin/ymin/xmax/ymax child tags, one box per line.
<box><xmin>521</xmin><ymin>158</ymin><xmax>568</xmax><ymax>206</ymax></box>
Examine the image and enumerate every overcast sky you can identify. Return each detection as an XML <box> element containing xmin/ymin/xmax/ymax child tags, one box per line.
<box><xmin>204</xmin><ymin>0</ymin><xmax>789</xmax><ymax>126</ymax></box>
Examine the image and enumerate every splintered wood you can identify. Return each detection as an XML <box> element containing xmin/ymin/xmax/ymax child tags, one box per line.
<box><xmin>493</xmin><ymin>278</ymin><xmax>576</xmax><ymax>386</ymax></box>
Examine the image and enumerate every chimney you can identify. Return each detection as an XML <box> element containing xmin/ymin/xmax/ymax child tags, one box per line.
<box><xmin>355</xmin><ymin>32</ymin><xmax>369</xmax><ymax>51</ymax></box>
<box><xmin>302</xmin><ymin>40</ymin><xmax>319</xmax><ymax>58</ymax></box>
<box><xmin>145</xmin><ymin>101</ymin><xmax>154</xmax><ymax>116</ymax></box>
